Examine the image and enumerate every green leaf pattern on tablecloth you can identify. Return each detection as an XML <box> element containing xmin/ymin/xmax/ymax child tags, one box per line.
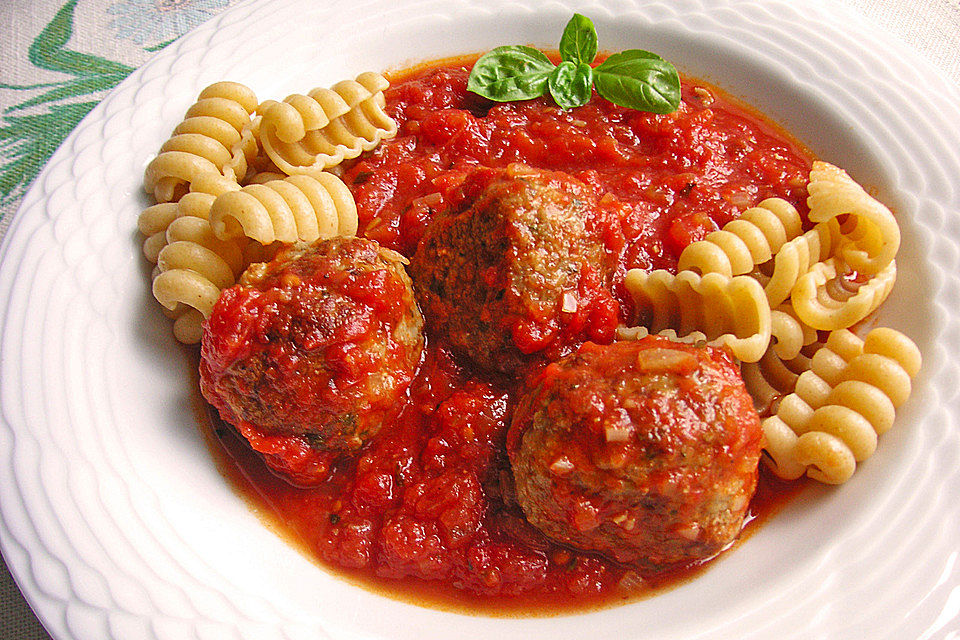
<box><xmin>0</xmin><ymin>0</ymin><xmax>235</xmax><ymax>217</ymax></box>
<box><xmin>0</xmin><ymin>1</ymin><xmax>131</xmax><ymax>208</ymax></box>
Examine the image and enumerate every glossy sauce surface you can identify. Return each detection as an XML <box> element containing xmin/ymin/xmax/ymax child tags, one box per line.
<box><xmin>206</xmin><ymin>55</ymin><xmax>814</xmax><ymax>614</ymax></box>
<box><xmin>348</xmin><ymin>56</ymin><xmax>811</xmax><ymax>284</ymax></box>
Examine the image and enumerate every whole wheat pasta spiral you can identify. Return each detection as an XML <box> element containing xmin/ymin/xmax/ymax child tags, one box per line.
<box><xmin>144</xmin><ymin>81</ymin><xmax>259</xmax><ymax>202</ymax></box>
<box><xmin>258</xmin><ymin>71</ymin><xmax>397</xmax><ymax>176</ymax></box>
<box><xmin>623</xmin><ymin>269</ymin><xmax>772</xmax><ymax>362</ymax></box>
<box><xmin>151</xmin><ymin>215</ymin><xmax>249</xmax><ymax>344</ymax></box>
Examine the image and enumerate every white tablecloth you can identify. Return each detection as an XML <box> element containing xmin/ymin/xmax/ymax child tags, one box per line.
<box><xmin>0</xmin><ymin>0</ymin><xmax>957</xmax><ymax>638</ymax></box>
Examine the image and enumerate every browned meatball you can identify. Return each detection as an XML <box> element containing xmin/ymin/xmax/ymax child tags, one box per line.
<box><xmin>200</xmin><ymin>236</ymin><xmax>424</xmax><ymax>483</ymax></box>
<box><xmin>507</xmin><ymin>336</ymin><xmax>763</xmax><ymax>571</ymax></box>
<box><xmin>410</xmin><ymin>164</ymin><xmax>621</xmax><ymax>375</ymax></box>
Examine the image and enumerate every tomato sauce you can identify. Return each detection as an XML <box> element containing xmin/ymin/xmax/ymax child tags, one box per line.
<box><xmin>205</xmin><ymin>54</ymin><xmax>814</xmax><ymax>614</ymax></box>
<box><xmin>346</xmin><ymin>56</ymin><xmax>811</xmax><ymax>292</ymax></box>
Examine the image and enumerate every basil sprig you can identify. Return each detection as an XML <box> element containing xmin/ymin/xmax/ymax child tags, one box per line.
<box><xmin>467</xmin><ymin>13</ymin><xmax>681</xmax><ymax>114</ymax></box>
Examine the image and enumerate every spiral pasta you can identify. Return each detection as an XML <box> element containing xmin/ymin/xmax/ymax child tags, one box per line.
<box><xmin>139</xmin><ymin>173</ymin><xmax>242</xmax><ymax>261</ymax></box>
<box><xmin>677</xmin><ymin>197</ymin><xmax>803</xmax><ymax>277</ymax></box>
<box><xmin>151</xmin><ymin>215</ymin><xmax>249</xmax><ymax>343</ymax></box>
<box><xmin>807</xmin><ymin>160</ymin><xmax>900</xmax><ymax>275</ymax></box>
<box><xmin>724</xmin><ymin>163</ymin><xmax>903</xmax><ymax>410</ymax></box>
<box><xmin>740</xmin><ymin>304</ymin><xmax>819</xmax><ymax>413</ymax></box>
<box><xmin>676</xmin><ymin>197</ymin><xmax>844</xmax><ymax>308</ymax></box>
<box><xmin>143</xmin><ymin>81</ymin><xmax>259</xmax><ymax>203</ymax></box>
<box><xmin>258</xmin><ymin>71</ymin><xmax>397</xmax><ymax>176</ymax></box>
<box><xmin>761</xmin><ymin>327</ymin><xmax>921</xmax><ymax>484</ymax></box>
<box><xmin>676</xmin><ymin>161</ymin><xmax>897</xmax><ymax>317</ymax></box>
<box><xmin>758</xmin><ymin>218</ymin><xmax>843</xmax><ymax>307</ymax></box>
<box><xmin>208</xmin><ymin>172</ymin><xmax>358</xmax><ymax>245</ymax></box>
<box><xmin>139</xmin><ymin>171</ymin><xmax>248</xmax><ymax>343</ymax></box>
<box><xmin>623</xmin><ymin>269</ymin><xmax>772</xmax><ymax>362</ymax></box>
<box><xmin>138</xmin><ymin>202</ymin><xmax>181</xmax><ymax>263</ymax></box>
<box><xmin>790</xmin><ymin>257</ymin><xmax>897</xmax><ymax>330</ymax></box>
<box><xmin>151</xmin><ymin>218</ymin><xmax>248</xmax><ymax>344</ymax></box>
<box><xmin>740</xmin><ymin>344</ymin><xmax>816</xmax><ymax>416</ymax></box>
<box><xmin>768</xmin><ymin>303</ymin><xmax>818</xmax><ymax>361</ymax></box>
<box><xmin>139</xmin><ymin>72</ymin><xmax>399</xmax><ymax>345</ymax></box>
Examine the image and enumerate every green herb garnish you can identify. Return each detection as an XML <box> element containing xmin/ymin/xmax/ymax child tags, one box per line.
<box><xmin>467</xmin><ymin>13</ymin><xmax>681</xmax><ymax>114</ymax></box>
<box><xmin>467</xmin><ymin>46</ymin><xmax>554</xmax><ymax>102</ymax></box>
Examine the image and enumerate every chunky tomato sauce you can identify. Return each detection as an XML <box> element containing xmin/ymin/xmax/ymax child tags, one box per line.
<box><xmin>347</xmin><ymin>56</ymin><xmax>811</xmax><ymax>290</ymax></box>
<box><xmin>205</xmin><ymin>55</ymin><xmax>813</xmax><ymax>614</ymax></box>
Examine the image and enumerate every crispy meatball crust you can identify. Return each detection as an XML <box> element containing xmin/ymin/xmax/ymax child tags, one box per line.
<box><xmin>507</xmin><ymin>336</ymin><xmax>763</xmax><ymax>571</ymax></box>
<box><xmin>200</xmin><ymin>236</ymin><xmax>424</xmax><ymax>457</ymax></box>
<box><xmin>410</xmin><ymin>164</ymin><xmax>620</xmax><ymax>375</ymax></box>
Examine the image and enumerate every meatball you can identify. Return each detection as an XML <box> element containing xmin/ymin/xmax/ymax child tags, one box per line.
<box><xmin>200</xmin><ymin>236</ymin><xmax>424</xmax><ymax>481</ymax></box>
<box><xmin>411</xmin><ymin>164</ymin><xmax>620</xmax><ymax>375</ymax></box>
<box><xmin>507</xmin><ymin>336</ymin><xmax>763</xmax><ymax>571</ymax></box>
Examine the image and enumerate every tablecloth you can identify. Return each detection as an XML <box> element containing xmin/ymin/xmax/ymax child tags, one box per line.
<box><xmin>0</xmin><ymin>0</ymin><xmax>958</xmax><ymax>638</ymax></box>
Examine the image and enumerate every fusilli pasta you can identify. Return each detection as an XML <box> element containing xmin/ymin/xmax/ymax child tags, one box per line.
<box><xmin>807</xmin><ymin>160</ymin><xmax>900</xmax><ymax>276</ymax></box>
<box><xmin>208</xmin><ymin>172</ymin><xmax>358</xmax><ymax>245</ymax></box>
<box><xmin>623</xmin><ymin>269</ymin><xmax>772</xmax><ymax>362</ymax></box>
<box><xmin>677</xmin><ymin>197</ymin><xmax>803</xmax><ymax>277</ymax></box>
<box><xmin>761</xmin><ymin>327</ymin><xmax>921</xmax><ymax>484</ymax></box>
<box><xmin>144</xmin><ymin>81</ymin><xmax>259</xmax><ymax>202</ymax></box>
<box><xmin>258</xmin><ymin>72</ymin><xmax>397</xmax><ymax>176</ymax></box>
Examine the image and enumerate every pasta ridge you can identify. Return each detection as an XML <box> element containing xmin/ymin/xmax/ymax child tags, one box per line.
<box><xmin>677</xmin><ymin>197</ymin><xmax>803</xmax><ymax>278</ymax></box>
<box><xmin>138</xmin><ymin>173</ymin><xmax>243</xmax><ymax>262</ymax></box>
<box><xmin>152</xmin><ymin>216</ymin><xmax>249</xmax><ymax>345</ymax></box>
<box><xmin>208</xmin><ymin>172</ymin><xmax>359</xmax><ymax>245</ymax></box>
<box><xmin>675</xmin><ymin>196</ymin><xmax>844</xmax><ymax>308</ymax></box>
<box><xmin>807</xmin><ymin>160</ymin><xmax>900</xmax><ymax>275</ymax></box>
<box><xmin>790</xmin><ymin>257</ymin><xmax>897</xmax><ymax>330</ymax></box>
<box><xmin>768</xmin><ymin>303</ymin><xmax>818</xmax><ymax>361</ymax></box>
<box><xmin>139</xmin><ymin>173</ymin><xmax>248</xmax><ymax>344</ymax></box>
<box><xmin>144</xmin><ymin>81</ymin><xmax>259</xmax><ymax>202</ymax></box>
<box><xmin>258</xmin><ymin>72</ymin><xmax>397</xmax><ymax>176</ymax></box>
<box><xmin>740</xmin><ymin>344</ymin><xmax>814</xmax><ymax>416</ymax></box>
<box><xmin>761</xmin><ymin>327</ymin><xmax>921</xmax><ymax>484</ymax></box>
<box><xmin>622</xmin><ymin>269</ymin><xmax>772</xmax><ymax>362</ymax></box>
<box><xmin>759</xmin><ymin>217</ymin><xmax>843</xmax><ymax>307</ymax></box>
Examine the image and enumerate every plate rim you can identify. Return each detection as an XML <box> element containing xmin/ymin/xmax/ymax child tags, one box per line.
<box><xmin>2</xmin><ymin>0</ymin><xmax>960</xmax><ymax>639</ymax></box>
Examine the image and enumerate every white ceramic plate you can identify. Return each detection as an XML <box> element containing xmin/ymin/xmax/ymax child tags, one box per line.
<box><xmin>2</xmin><ymin>0</ymin><xmax>959</xmax><ymax>638</ymax></box>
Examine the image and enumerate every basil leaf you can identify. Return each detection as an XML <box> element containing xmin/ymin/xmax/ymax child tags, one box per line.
<box><xmin>467</xmin><ymin>45</ymin><xmax>556</xmax><ymax>102</ymax></box>
<box><xmin>558</xmin><ymin>13</ymin><xmax>598</xmax><ymax>64</ymax></box>
<box><xmin>594</xmin><ymin>49</ymin><xmax>681</xmax><ymax>114</ymax></box>
<box><xmin>465</xmin><ymin>14</ymin><xmax>681</xmax><ymax>115</ymax></box>
<box><xmin>549</xmin><ymin>60</ymin><xmax>593</xmax><ymax>110</ymax></box>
